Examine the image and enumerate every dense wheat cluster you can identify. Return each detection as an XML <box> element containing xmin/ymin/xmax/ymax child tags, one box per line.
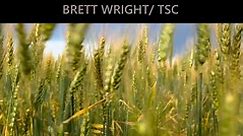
<box><xmin>0</xmin><ymin>23</ymin><xmax>242</xmax><ymax>136</ymax></box>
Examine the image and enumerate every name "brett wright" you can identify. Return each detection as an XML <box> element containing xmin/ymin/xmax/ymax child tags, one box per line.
<box><xmin>63</xmin><ymin>5</ymin><xmax>179</xmax><ymax>15</ymax></box>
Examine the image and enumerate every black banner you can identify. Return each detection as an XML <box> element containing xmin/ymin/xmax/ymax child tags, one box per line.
<box><xmin>0</xmin><ymin>0</ymin><xmax>242</xmax><ymax>22</ymax></box>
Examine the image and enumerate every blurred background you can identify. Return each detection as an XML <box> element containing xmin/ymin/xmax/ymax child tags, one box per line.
<box><xmin>2</xmin><ymin>24</ymin><xmax>218</xmax><ymax>58</ymax></box>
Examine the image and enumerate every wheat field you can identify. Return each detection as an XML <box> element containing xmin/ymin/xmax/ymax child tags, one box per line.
<box><xmin>0</xmin><ymin>24</ymin><xmax>242</xmax><ymax>136</ymax></box>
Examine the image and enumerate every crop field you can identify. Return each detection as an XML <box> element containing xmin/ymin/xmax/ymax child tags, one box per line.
<box><xmin>0</xmin><ymin>24</ymin><xmax>242</xmax><ymax>136</ymax></box>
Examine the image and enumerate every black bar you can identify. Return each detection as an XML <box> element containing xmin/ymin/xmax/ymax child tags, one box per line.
<box><xmin>0</xmin><ymin>0</ymin><xmax>242</xmax><ymax>22</ymax></box>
